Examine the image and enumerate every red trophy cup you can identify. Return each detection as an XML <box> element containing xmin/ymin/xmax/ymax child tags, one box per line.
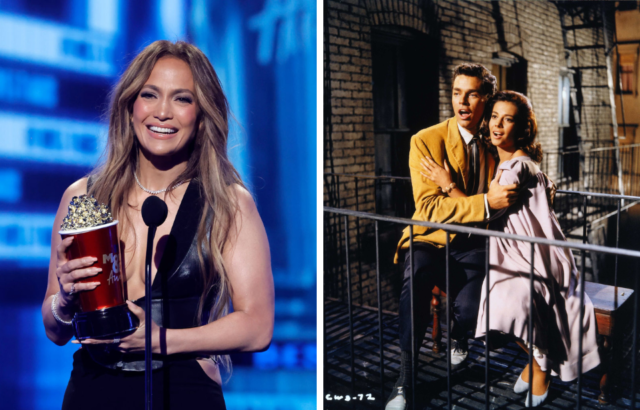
<box><xmin>59</xmin><ymin>196</ymin><xmax>139</xmax><ymax>340</ymax></box>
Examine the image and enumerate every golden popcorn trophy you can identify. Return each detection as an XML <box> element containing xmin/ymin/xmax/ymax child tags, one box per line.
<box><xmin>59</xmin><ymin>195</ymin><xmax>139</xmax><ymax>340</ymax></box>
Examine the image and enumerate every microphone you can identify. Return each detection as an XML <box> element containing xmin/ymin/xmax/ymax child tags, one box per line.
<box><xmin>142</xmin><ymin>196</ymin><xmax>168</xmax><ymax>228</ymax></box>
<box><xmin>141</xmin><ymin>195</ymin><xmax>167</xmax><ymax>410</ymax></box>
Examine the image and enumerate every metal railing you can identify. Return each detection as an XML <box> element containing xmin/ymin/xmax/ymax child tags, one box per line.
<box><xmin>323</xmin><ymin>173</ymin><xmax>412</xmax><ymax>307</ymax></box>
<box><xmin>324</xmin><ymin>170</ymin><xmax>640</xmax><ymax>269</ymax></box>
<box><xmin>324</xmin><ymin>144</ymin><xmax>640</xmax><ymax>236</ymax></box>
<box><xmin>323</xmin><ymin>172</ymin><xmax>413</xmax><ymax>218</ymax></box>
<box><xmin>324</xmin><ymin>203</ymin><xmax>640</xmax><ymax>409</ymax></box>
<box><xmin>323</xmin><ymin>173</ymin><xmax>640</xmax><ymax>407</ymax></box>
<box><xmin>542</xmin><ymin>144</ymin><xmax>640</xmax><ymax>232</ymax></box>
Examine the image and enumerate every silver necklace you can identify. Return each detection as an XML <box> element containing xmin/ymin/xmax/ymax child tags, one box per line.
<box><xmin>134</xmin><ymin>172</ymin><xmax>184</xmax><ymax>195</ymax></box>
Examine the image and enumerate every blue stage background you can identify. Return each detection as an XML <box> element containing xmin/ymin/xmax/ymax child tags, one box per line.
<box><xmin>0</xmin><ymin>0</ymin><xmax>316</xmax><ymax>409</ymax></box>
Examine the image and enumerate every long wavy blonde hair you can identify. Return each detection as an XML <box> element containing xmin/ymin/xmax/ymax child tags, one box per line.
<box><xmin>89</xmin><ymin>40</ymin><xmax>243</xmax><ymax>370</ymax></box>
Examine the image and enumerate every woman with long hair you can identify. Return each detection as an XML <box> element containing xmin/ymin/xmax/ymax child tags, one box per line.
<box><xmin>41</xmin><ymin>40</ymin><xmax>274</xmax><ymax>409</ymax></box>
<box><xmin>420</xmin><ymin>91</ymin><xmax>600</xmax><ymax>407</ymax></box>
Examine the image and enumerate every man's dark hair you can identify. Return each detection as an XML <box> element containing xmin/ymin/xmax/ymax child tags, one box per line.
<box><xmin>452</xmin><ymin>63</ymin><xmax>497</xmax><ymax>98</ymax></box>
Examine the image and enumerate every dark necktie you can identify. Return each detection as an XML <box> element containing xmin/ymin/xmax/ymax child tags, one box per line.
<box><xmin>468</xmin><ymin>137</ymin><xmax>479</xmax><ymax>195</ymax></box>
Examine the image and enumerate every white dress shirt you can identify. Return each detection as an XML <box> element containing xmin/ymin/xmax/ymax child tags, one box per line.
<box><xmin>457</xmin><ymin>123</ymin><xmax>490</xmax><ymax>219</ymax></box>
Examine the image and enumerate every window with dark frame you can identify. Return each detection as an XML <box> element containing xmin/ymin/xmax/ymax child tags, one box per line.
<box><xmin>557</xmin><ymin>69</ymin><xmax>579</xmax><ymax>181</ymax></box>
<box><xmin>558</xmin><ymin>73</ymin><xmax>571</xmax><ymax>127</ymax></box>
<box><xmin>491</xmin><ymin>52</ymin><xmax>527</xmax><ymax>94</ymax></box>
<box><xmin>618</xmin><ymin>53</ymin><xmax>636</xmax><ymax>94</ymax></box>
<box><xmin>371</xmin><ymin>27</ymin><xmax>438</xmax><ymax>217</ymax></box>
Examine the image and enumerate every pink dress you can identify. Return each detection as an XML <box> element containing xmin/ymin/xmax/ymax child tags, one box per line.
<box><xmin>475</xmin><ymin>156</ymin><xmax>600</xmax><ymax>381</ymax></box>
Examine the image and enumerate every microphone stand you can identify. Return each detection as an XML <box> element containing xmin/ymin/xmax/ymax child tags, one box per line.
<box><xmin>144</xmin><ymin>224</ymin><xmax>157</xmax><ymax>410</ymax></box>
<box><xmin>141</xmin><ymin>195</ymin><xmax>167</xmax><ymax>410</ymax></box>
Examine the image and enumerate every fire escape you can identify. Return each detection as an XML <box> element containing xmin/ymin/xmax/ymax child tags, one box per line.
<box><xmin>555</xmin><ymin>1</ymin><xmax>625</xmax><ymax>190</ymax></box>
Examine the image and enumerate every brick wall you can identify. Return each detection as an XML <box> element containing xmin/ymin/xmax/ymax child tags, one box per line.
<box><xmin>324</xmin><ymin>0</ymin><xmax>612</xmax><ymax>312</ymax></box>
<box><xmin>433</xmin><ymin>0</ymin><xmax>571</xmax><ymax>179</ymax></box>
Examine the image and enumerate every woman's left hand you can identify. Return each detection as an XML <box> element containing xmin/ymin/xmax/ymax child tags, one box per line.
<box><xmin>72</xmin><ymin>300</ymin><xmax>163</xmax><ymax>354</ymax></box>
<box><xmin>420</xmin><ymin>156</ymin><xmax>453</xmax><ymax>191</ymax></box>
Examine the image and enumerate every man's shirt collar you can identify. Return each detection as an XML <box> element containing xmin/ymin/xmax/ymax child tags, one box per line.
<box><xmin>457</xmin><ymin>123</ymin><xmax>474</xmax><ymax>145</ymax></box>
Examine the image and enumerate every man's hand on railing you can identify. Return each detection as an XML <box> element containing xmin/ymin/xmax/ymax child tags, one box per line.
<box><xmin>487</xmin><ymin>170</ymin><xmax>519</xmax><ymax>211</ymax></box>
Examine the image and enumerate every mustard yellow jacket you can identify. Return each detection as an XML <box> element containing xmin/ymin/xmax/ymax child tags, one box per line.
<box><xmin>395</xmin><ymin>117</ymin><xmax>497</xmax><ymax>262</ymax></box>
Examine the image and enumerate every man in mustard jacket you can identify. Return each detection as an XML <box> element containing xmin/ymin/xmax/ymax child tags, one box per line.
<box><xmin>386</xmin><ymin>64</ymin><xmax>519</xmax><ymax>410</ymax></box>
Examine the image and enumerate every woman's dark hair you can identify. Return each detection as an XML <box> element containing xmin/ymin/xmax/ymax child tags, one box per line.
<box><xmin>479</xmin><ymin>90</ymin><xmax>543</xmax><ymax>163</ymax></box>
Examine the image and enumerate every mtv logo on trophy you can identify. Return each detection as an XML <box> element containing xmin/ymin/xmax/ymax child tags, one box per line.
<box><xmin>59</xmin><ymin>195</ymin><xmax>139</xmax><ymax>340</ymax></box>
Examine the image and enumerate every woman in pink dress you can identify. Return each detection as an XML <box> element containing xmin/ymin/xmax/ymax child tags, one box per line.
<box><xmin>420</xmin><ymin>91</ymin><xmax>600</xmax><ymax>407</ymax></box>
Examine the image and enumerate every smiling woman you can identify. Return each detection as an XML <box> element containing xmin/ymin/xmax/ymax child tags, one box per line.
<box><xmin>41</xmin><ymin>40</ymin><xmax>274</xmax><ymax>410</ymax></box>
<box><xmin>133</xmin><ymin>57</ymin><xmax>199</xmax><ymax>163</ymax></box>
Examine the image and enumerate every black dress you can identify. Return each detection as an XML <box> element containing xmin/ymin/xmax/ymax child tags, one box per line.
<box><xmin>62</xmin><ymin>179</ymin><xmax>226</xmax><ymax>409</ymax></box>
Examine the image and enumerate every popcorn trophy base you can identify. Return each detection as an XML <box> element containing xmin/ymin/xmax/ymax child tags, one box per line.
<box><xmin>74</xmin><ymin>303</ymin><xmax>139</xmax><ymax>340</ymax></box>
